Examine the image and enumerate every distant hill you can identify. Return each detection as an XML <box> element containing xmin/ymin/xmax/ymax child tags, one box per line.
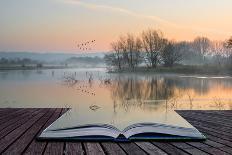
<box><xmin>0</xmin><ymin>52</ymin><xmax>106</xmax><ymax>63</ymax></box>
<box><xmin>64</xmin><ymin>56</ymin><xmax>105</xmax><ymax>67</ymax></box>
<box><xmin>65</xmin><ymin>56</ymin><xmax>103</xmax><ymax>64</ymax></box>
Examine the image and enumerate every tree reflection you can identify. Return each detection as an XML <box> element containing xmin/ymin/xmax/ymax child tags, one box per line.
<box><xmin>108</xmin><ymin>75</ymin><xmax>178</xmax><ymax>111</ymax></box>
<box><xmin>106</xmin><ymin>75</ymin><xmax>232</xmax><ymax>111</ymax></box>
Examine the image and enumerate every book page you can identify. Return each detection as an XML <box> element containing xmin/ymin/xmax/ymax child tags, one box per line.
<box><xmin>46</xmin><ymin>107</ymin><xmax>194</xmax><ymax>132</ymax></box>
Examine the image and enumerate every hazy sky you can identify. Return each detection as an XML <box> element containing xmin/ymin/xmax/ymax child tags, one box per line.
<box><xmin>0</xmin><ymin>0</ymin><xmax>231</xmax><ymax>52</ymax></box>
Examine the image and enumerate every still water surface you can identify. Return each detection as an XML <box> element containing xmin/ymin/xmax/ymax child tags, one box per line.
<box><xmin>0</xmin><ymin>68</ymin><xmax>232</xmax><ymax>115</ymax></box>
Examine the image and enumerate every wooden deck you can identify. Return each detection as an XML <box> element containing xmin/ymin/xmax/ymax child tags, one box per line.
<box><xmin>0</xmin><ymin>109</ymin><xmax>231</xmax><ymax>155</ymax></box>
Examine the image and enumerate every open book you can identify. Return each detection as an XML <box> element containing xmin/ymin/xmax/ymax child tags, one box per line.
<box><xmin>38</xmin><ymin>109</ymin><xmax>206</xmax><ymax>141</ymax></box>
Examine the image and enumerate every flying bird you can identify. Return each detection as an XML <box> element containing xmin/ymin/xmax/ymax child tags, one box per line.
<box><xmin>76</xmin><ymin>40</ymin><xmax>96</xmax><ymax>51</ymax></box>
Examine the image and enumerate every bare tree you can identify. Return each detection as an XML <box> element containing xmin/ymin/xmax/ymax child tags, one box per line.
<box><xmin>123</xmin><ymin>34</ymin><xmax>143</xmax><ymax>69</ymax></box>
<box><xmin>161</xmin><ymin>42</ymin><xmax>184</xmax><ymax>67</ymax></box>
<box><xmin>142</xmin><ymin>29</ymin><xmax>167</xmax><ymax>68</ymax></box>
<box><xmin>110</xmin><ymin>41</ymin><xmax>123</xmax><ymax>70</ymax></box>
<box><xmin>134</xmin><ymin>37</ymin><xmax>143</xmax><ymax>67</ymax></box>
<box><xmin>209</xmin><ymin>41</ymin><xmax>226</xmax><ymax>66</ymax></box>
<box><xmin>226</xmin><ymin>37</ymin><xmax>232</xmax><ymax>66</ymax></box>
<box><xmin>192</xmin><ymin>37</ymin><xmax>211</xmax><ymax>62</ymax></box>
<box><xmin>227</xmin><ymin>36</ymin><xmax>232</xmax><ymax>48</ymax></box>
<box><xmin>118</xmin><ymin>35</ymin><xmax>128</xmax><ymax>68</ymax></box>
<box><xmin>105</xmin><ymin>29</ymin><xmax>230</xmax><ymax>70</ymax></box>
<box><xmin>105</xmin><ymin>34</ymin><xmax>143</xmax><ymax>71</ymax></box>
<box><xmin>104</xmin><ymin>53</ymin><xmax>118</xmax><ymax>71</ymax></box>
<box><xmin>104</xmin><ymin>38</ymin><xmax>125</xmax><ymax>71</ymax></box>
<box><xmin>126</xmin><ymin>33</ymin><xmax>136</xmax><ymax>69</ymax></box>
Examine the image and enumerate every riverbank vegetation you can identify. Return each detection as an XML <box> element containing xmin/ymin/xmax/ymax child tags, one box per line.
<box><xmin>0</xmin><ymin>56</ymin><xmax>105</xmax><ymax>70</ymax></box>
<box><xmin>104</xmin><ymin>29</ymin><xmax>232</xmax><ymax>74</ymax></box>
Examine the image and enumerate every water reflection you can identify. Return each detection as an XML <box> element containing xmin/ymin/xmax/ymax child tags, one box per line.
<box><xmin>0</xmin><ymin>68</ymin><xmax>231</xmax><ymax>111</ymax></box>
<box><xmin>106</xmin><ymin>74</ymin><xmax>232</xmax><ymax>110</ymax></box>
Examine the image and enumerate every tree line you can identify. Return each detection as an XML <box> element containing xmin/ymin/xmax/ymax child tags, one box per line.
<box><xmin>0</xmin><ymin>58</ymin><xmax>39</xmax><ymax>65</ymax></box>
<box><xmin>0</xmin><ymin>58</ymin><xmax>44</xmax><ymax>68</ymax></box>
<box><xmin>104</xmin><ymin>29</ymin><xmax>232</xmax><ymax>71</ymax></box>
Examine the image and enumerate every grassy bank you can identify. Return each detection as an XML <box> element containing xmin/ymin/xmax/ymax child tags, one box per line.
<box><xmin>109</xmin><ymin>65</ymin><xmax>232</xmax><ymax>75</ymax></box>
<box><xmin>0</xmin><ymin>65</ymin><xmax>68</xmax><ymax>70</ymax></box>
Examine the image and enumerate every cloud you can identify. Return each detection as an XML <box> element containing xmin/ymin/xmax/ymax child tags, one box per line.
<box><xmin>60</xmin><ymin>0</ymin><xmax>229</xmax><ymax>37</ymax></box>
<box><xmin>61</xmin><ymin>0</ymin><xmax>181</xmax><ymax>28</ymax></box>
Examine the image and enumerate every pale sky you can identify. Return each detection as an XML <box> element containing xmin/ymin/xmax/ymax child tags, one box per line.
<box><xmin>0</xmin><ymin>0</ymin><xmax>231</xmax><ymax>52</ymax></box>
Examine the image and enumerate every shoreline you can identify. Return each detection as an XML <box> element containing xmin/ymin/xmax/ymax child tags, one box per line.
<box><xmin>0</xmin><ymin>65</ymin><xmax>106</xmax><ymax>71</ymax></box>
<box><xmin>0</xmin><ymin>66</ymin><xmax>69</xmax><ymax>71</ymax></box>
<box><xmin>1</xmin><ymin>65</ymin><xmax>231</xmax><ymax>76</ymax></box>
<box><xmin>108</xmin><ymin>65</ymin><xmax>232</xmax><ymax>76</ymax></box>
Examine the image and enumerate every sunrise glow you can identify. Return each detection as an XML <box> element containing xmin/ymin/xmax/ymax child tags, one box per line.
<box><xmin>0</xmin><ymin>0</ymin><xmax>232</xmax><ymax>52</ymax></box>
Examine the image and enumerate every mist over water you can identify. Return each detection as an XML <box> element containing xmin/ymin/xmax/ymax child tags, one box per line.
<box><xmin>0</xmin><ymin>68</ymin><xmax>232</xmax><ymax>112</ymax></box>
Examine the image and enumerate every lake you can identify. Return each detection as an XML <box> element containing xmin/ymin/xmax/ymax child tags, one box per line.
<box><xmin>0</xmin><ymin>68</ymin><xmax>232</xmax><ymax>115</ymax></box>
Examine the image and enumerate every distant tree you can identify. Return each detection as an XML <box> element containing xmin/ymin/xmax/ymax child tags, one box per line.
<box><xmin>126</xmin><ymin>34</ymin><xmax>136</xmax><ymax>69</ymax></box>
<box><xmin>110</xmin><ymin>41</ymin><xmax>123</xmax><ymax>70</ymax></box>
<box><xmin>0</xmin><ymin>58</ymin><xmax>9</xmax><ymax>64</ymax></box>
<box><xmin>37</xmin><ymin>63</ymin><xmax>43</xmax><ymax>68</ymax></box>
<box><xmin>105</xmin><ymin>34</ymin><xmax>143</xmax><ymax>71</ymax></box>
<box><xmin>227</xmin><ymin>36</ymin><xmax>232</xmax><ymax>48</ymax></box>
<box><xmin>118</xmin><ymin>36</ymin><xmax>128</xmax><ymax>68</ymax></box>
<box><xmin>192</xmin><ymin>37</ymin><xmax>211</xmax><ymax>62</ymax></box>
<box><xmin>133</xmin><ymin>37</ymin><xmax>143</xmax><ymax>67</ymax></box>
<box><xmin>225</xmin><ymin>37</ymin><xmax>232</xmax><ymax>66</ymax></box>
<box><xmin>161</xmin><ymin>42</ymin><xmax>183</xmax><ymax>67</ymax></box>
<box><xmin>21</xmin><ymin>63</ymin><xmax>26</xmax><ymax>68</ymax></box>
<box><xmin>142</xmin><ymin>29</ymin><xmax>167</xmax><ymax>68</ymax></box>
<box><xmin>117</xmin><ymin>34</ymin><xmax>142</xmax><ymax>69</ymax></box>
<box><xmin>104</xmin><ymin>53</ymin><xmax>117</xmax><ymax>71</ymax></box>
<box><xmin>209</xmin><ymin>41</ymin><xmax>226</xmax><ymax>66</ymax></box>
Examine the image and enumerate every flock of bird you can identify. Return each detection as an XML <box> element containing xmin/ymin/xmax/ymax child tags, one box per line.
<box><xmin>77</xmin><ymin>40</ymin><xmax>96</xmax><ymax>51</ymax></box>
<box><xmin>62</xmin><ymin>71</ymin><xmax>113</xmax><ymax>111</ymax></box>
<box><xmin>76</xmin><ymin>85</ymin><xmax>96</xmax><ymax>96</ymax></box>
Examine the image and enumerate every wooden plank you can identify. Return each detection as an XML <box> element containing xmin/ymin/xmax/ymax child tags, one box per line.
<box><xmin>0</xmin><ymin>109</ymin><xmax>39</xmax><ymax>139</ymax></box>
<box><xmin>0</xmin><ymin>108</ymin><xmax>49</xmax><ymax>153</ymax></box>
<box><xmin>135</xmin><ymin>142</ymin><xmax>168</xmax><ymax>155</ymax></box>
<box><xmin>101</xmin><ymin>142</ymin><xmax>126</xmax><ymax>155</ymax></box>
<box><xmin>83</xmin><ymin>142</ymin><xmax>105</xmax><ymax>155</ymax></box>
<box><xmin>0</xmin><ymin>108</ymin><xmax>20</xmax><ymax>117</ymax></box>
<box><xmin>184</xmin><ymin>117</ymin><xmax>232</xmax><ymax>134</ymax></box>
<box><xmin>43</xmin><ymin>108</ymin><xmax>67</xmax><ymax>155</ymax></box>
<box><xmin>178</xmin><ymin>111</ymin><xmax>232</xmax><ymax>126</ymax></box>
<box><xmin>188</xmin><ymin>123</ymin><xmax>232</xmax><ymax>142</ymax></box>
<box><xmin>0</xmin><ymin>108</ymin><xmax>10</xmax><ymax>112</ymax></box>
<box><xmin>187</xmin><ymin>142</ymin><xmax>230</xmax><ymax>155</ymax></box>
<box><xmin>43</xmin><ymin>142</ymin><xmax>64</xmax><ymax>155</ymax></box>
<box><xmin>152</xmin><ymin>142</ymin><xmax>189</xmax><ymax>155</ymax></box>
<box><xmin>203</xmin><ymin>140</ymin><xmax>232</xmax><ymax>154</ymax></box>
<box><xmin>182</xmin><ymin>111</ymin><xmax>232</xmax><ymax>124</ymax></box>
<box><xmin>186</xmin><ymin>118</ymin><xmax>232</xmax><ymax>137</ymax></box>
<box><xmin>24</xmin><ymin>108</ymin><xmax>63</xmax><ymax>155</ymax></box>
<box><xmin>180</xmin><ymin>118</ymin><xmax>231</xmax><ymax>136</ymax></box>
<box><xmin>2</xmin><ymin>109</ymin><xmax>56</xmax><ymax>154</ymax></box>
<box><xmin>199</xmin><ymin>131</ymin><xmax>232</xmax><ymax>148</ymax></box>
<box><xmin>65</xmin><ymin>142</ymin><xmax>84</xmax><ymax>155</ymax></box>
<box><xmin>0</xmin><ymin>108</ymin><xmax>26</xmax><ymax>124</ymax></box>
<box><xmin>186</xmin><ymin>110</ymin><xmax>232</xmax><ymax>118</ymax></box>
<box><xmin>202</xmin><ymin>110</ymin><xmax>232</xmax><ymax>116</ymax></box>
<box><xmin>178</xmin><ymin>111</ymin><xmax>232</xmax><ymax>149</ymax></box>
<box><xmin>204</xmin><ymin>140</ymin><xmax>224</xmax><ymax>148</ymax></box>
<box><xmin>0</xmin><ymin>109</ymin><xmax>42</xmax><ymax>139</ymax></box>
<box><xmin>0</xmin><ymin>108</ymin><xmax>19</xmax><ymax>113</ymax></box>
<box><xmin>0</xmin><ymin>109</ymin><xmax>231</xmax><ymax>155</ymax></box>
<box><xmin>119</xmin><ymin>143</ymin><xmax>147</xmax><ymax>155</ymax></box>
<box><xmin>178</xmin><ymin>112</ymin><xmax>232</xmax><ymax>127</ymax></box>
<box><xmin>171</xmin><ymin>142</ymin><xmax>209</xmax><ymax>155</ymax></box>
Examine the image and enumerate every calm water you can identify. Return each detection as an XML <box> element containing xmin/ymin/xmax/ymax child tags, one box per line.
<box><xmin>0</xmin><ymin>68</ymin><xmax>232</xmax><ymax>114</ymax></box>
